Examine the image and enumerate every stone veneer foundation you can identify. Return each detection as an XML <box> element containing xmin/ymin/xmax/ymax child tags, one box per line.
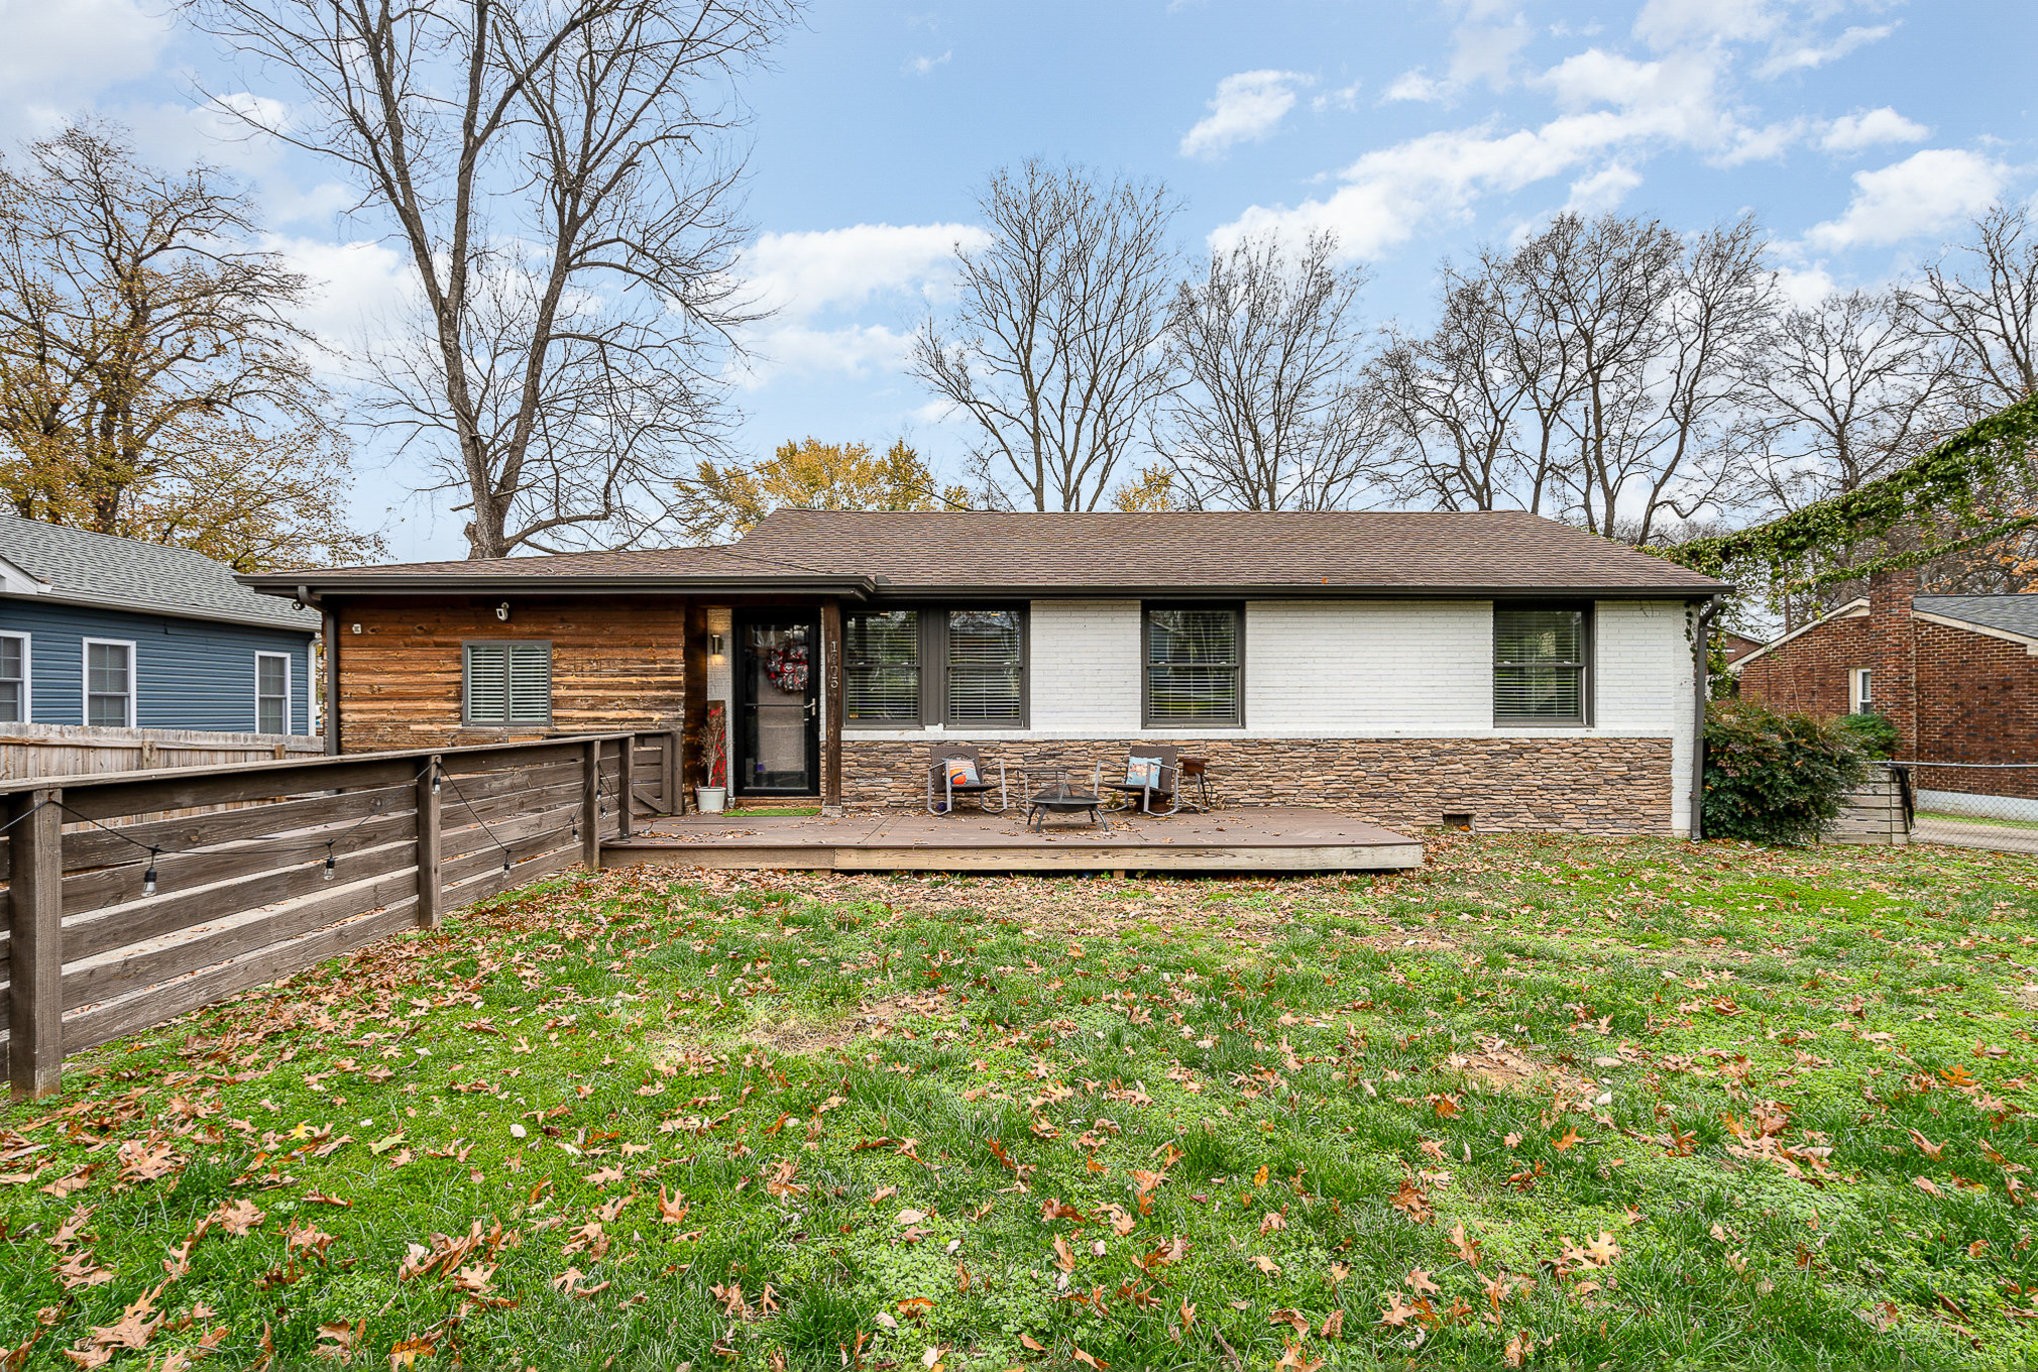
<box><xmin>843</xmin><ymin>736</ymin><xmax>1678</xmax><ymax>835</ymax></box>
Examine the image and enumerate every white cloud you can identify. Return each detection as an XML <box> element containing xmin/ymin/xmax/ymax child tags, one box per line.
<box><xmin>905</xmin><ymin>50</ymin><xmax>951</xmax><ymax>76</ymax></box>
<box><xmin>742</xmin><ymin>222</ymin><xmax>988</xmax><ymax>319</ymax></box>
<box><xmin>1179</xmin><ymin>69</ymin><xmax>1311</xmax><ymax>159</ymax></box>
<box><xmin>1311</xmin><ymin>81</ymin><xmax>1363</xmax><ymax>113</ymax></box>
<box><xmin>1805</xmin><ymin>149</ymin><xmax>2006</xmax><ymax>251</ymax></box>
<box><xmin>737</xmin><ymin>222</ymin><xmax>991</xmax><ymax>383</ymax></box>
<box><xmin>1772</xmin><ymin>263</ymin><xmax>1840</xmax><ymax>308</ymax></box>
<box><xmin>1217</xmin><ymin>46</ymin><xmax>1774</xmax><ymax>259</ymax></box>
<box><xmin>1634</xmin><ymin>0</ymin><xmax>1777</xmax><ymax>50</ymax></box>
<box><xmin>263</xmin><ymin>235</ymin><xmax>416</xmax><ymax>370</ymax></box>
<box><xmin>1382</xmin><ymin>69</ymin><xmax>1448</xmax><ymax>104</ymax></box>
<box><xmin>1757</xmin><ymin>23</ymin><xmax>1896</xmax><ymax>77</ymax></box>
<box><xmin>1566</xmin><ymin>163</ymin><xmax>1643</xmax><ymax>212</ymax></box>
<box><xmin>1820</xmin><ymin>106</ymin><xmax>1928</xmax><ymax>154</ymax></box>
<box><xmin>0</xmin><ymin>0</ymin><xmax>170</xmax><ymax>137</ymax></box>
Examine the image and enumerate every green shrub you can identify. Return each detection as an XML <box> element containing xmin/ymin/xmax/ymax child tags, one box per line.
<box><xmin>1837</xmin><ymin>709</ymin><xmax>1900</xmax><ymax>759</ymax></box>
<box><xmin>1702</xmin><ymin>700</ymin><xmax>1869</xmax><ymax>846</ymax></box>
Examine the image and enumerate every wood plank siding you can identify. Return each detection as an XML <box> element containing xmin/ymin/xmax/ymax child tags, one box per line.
<box><xmin>330</xmin><ymin>598</ymin><xmax>687</xmax><ymax>752</ymax></box>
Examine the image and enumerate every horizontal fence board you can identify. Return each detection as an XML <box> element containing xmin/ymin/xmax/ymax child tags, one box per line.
<box><xmin>436</xmin><ymin>774</ymin><xmax>582</xmax><ymax>839</ymax></box>
<box><xmin>442</xmin><ymin>802</ymin><xmax>584</xmax><ymax>875</ymax></box>
<box><xmin>61</xmin><ymin>810</ymin><xmax>418</xmax><ymax>915</ymax></box>
<box><xmin>63</xmin><ymin>868</ymin><xmax>422</xmax><ymax>1014</ymax></box>
<box><xmin>443</xmin><ymin>844</ymin><xmax>578</xmax><ymax>909</ymax></box>
<box><xmin>59</xmin><ymin>784</ymin><xmax>418</xmax><ymax>872</ymax></box>
<box><xmin>64</xmin><ymin>902</ymin><xmax>420</xmax><ymax>1055</ymax></box>
<box><xmin>62</xmin><ymin>837</ymin><xmax>419</xmax><ymax>964</ymax></box>
<box><xmin>437</xmin><ymin>758</ymin><xmax>585</xmax><ymax>808</ymax></box>
<box><xmin>64</xmin><ymin>757</ymin><xmax>424</xmax><ymax>823</ymax></box>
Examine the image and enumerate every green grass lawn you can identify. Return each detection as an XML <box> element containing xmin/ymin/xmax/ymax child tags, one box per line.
<box><xmin>4</xmin><ymin>835</ymin><xmax>2037</xmax><ymax>1371</ymax></box>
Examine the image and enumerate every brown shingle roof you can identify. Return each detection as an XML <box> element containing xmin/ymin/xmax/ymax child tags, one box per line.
<box><xmin>244</xmin><ymin>510</ymin><xmax>1724</xmax><ymax>598</ymax></box>
<box><xmin>734</xmin><ymin>509</ymin><xmax>1725</xmax><ymax>596</ymax></box>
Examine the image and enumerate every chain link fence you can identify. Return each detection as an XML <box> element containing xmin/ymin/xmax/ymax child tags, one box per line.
<box><xmin>1890</xmin><ymin>762</ymin><xmax>2038</xmax><ymax>854</ymax></box>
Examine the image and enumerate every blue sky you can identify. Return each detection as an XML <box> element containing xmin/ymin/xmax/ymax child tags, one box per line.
<box><xmin>1</xmin><ymin>0</ymin><xmax>2032</xmax><ymax>559</ymax></box>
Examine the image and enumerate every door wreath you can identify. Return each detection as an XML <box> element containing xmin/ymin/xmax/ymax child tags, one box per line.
<box><xmin>764</xmin><ymin>641</ymin><xmax>810</xmax><ymax>693</ymax></box>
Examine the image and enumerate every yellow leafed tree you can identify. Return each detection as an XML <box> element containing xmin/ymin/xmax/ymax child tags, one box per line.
<box><xmin>676</xmin><ymin>438</ymin><xmax>969</xmax><ymax>541</ymax></box>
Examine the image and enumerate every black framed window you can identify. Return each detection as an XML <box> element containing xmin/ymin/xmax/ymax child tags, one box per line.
<box><xmin>842</xmin><ymin>606</ymin><xmax>1026</xmax><ymax>728</ymax></box>
<box><xmin>464</xmin><ymin>641</ymin><xmax>553</xmax><ymax>726</ymax></box>
<box><xmin>1494</xmin><ymin>604</ymin><xmax>1590</xmax><ymax>725</ymax></box>
<box><xmin>946</xmin><ymin>608</ymin><xmax>1024</xmax><ymax>726</ymax></box>
<box><xmin>845</xmin><ymin>609</ymin><xmax>920</xmax><ymax>722</ymax></box>
<box><xmin>1144</xmin><ymin>604</ymin><xmax>1242</xmax><ymax>727</ymax></box>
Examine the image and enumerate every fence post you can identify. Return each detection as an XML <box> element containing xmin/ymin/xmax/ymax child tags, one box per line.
<box><xmin>7</xmin><ymin>787</ymin><xmax>63</xmax><ymax>1099</ymax></box>
<box><xmin>582</xmin><ymin>739</ymin><xmax>602</xmax><ymax>870</ymax></box>
<box><xmin>618</xmin><ymin>734</ymin><xmax>635</xmax><ymax>839</ymax></box>
<box><xmin>415</xmin><ymin>755</ymin><xmax>442</xmax><ymax>928</ymax></box>
<box><xmin>665</xmin><ymin>727</ymin><xmax>682</xmax><ymax>815</ymax></box>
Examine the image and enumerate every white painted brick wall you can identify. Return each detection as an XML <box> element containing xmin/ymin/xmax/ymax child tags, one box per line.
<box><xmin>1595</xmin><ymin>599</ymin><xmax>1697</xmax><ymax>833</ymax></box>
<box><xmin>1244</xmin><ymin>600</ymin><xmax>1492</xmax><ymax>732</ymax></box>
<box><xmin>1029</xmin><ymin>600</ymin><xmax>1144</xmax><ymax>733</ymax></box>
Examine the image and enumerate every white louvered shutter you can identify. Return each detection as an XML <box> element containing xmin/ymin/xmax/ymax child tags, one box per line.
<box><xmin>507</xmin><ymin>643</ymin><xmax>552</xmax><ymax>724</ymax></box>
<box><xmin>465</xmin><ymin>644</ymin><xmax>510</xmax><ymax>723</ymax></box>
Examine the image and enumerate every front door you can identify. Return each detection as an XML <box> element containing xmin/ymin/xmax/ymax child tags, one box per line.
<box><xmin>735</xmin><ymin>612</ymin><xmax>819</xmax><ymax>795</ymax></box>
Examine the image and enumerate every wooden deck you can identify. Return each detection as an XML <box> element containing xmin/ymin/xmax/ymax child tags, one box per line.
<box><xmin>602</xmin><ymin>805</ymin><xmax>1424</xmax><ymax>873</ymax></box>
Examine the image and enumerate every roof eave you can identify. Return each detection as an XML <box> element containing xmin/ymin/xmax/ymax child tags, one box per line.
<box><xmin>866</xmin><ymin>581</ymin><xmax>1730</xmax><ymax>599</ymax></box>
<box><xmin>0</xmin><ymin>586</ymin><xmax>319</xmax><ymax>634</ymax></box>
<box><xmin>239</xmin><ymin>572</ymin><xmax>880</xmax><ymax>598</ymax></box>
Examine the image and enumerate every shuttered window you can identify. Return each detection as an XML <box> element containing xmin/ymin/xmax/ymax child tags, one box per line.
<box><xmin>845</xmin><ymin>610</ymin><xmax>920</xmax><ymax>722</ymax></box>
<box><xmin>1494</xmin><ymin>605</ymin><xmax>1590</xmax><ymax>725</ymax></box>
<box><xmin>464</xmin><ymin>641</ymin><xmax>552</xmax><ymax>726</ymax></box>
<box><xmin>946</xmin><ymin>609</ymin><xmax>1024</xmax><ymax>726</ymax></box>
<box><xmin>0</xmin><ymin>633</ymin><xmax>25</xmax><ymax>723</ymax></box>
<box><xmin>255</xmin><ymin>652</ymin><xmax>291</xmax><ymax>734</ymax></box>
<box><xmin>1144</xmin><ymin>605</ymin><xmax>1242</xmax><ymax>727</ymax></box>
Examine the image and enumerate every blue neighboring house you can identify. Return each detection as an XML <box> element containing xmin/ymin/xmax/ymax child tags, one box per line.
<box><xmin>0</xmin><ymin>513</ymin><xmax>320</xmax><ymax>736</ymax></box>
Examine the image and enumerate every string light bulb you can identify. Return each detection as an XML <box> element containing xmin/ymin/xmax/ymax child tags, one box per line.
<box><xmin>430</xmin><ymin>763</ymin><xmax>442</xmax><ymax>794</ymax></box>
<box><xmin>142</xmin><ymin>847</ymin><xmax>160</xmax><ymax>898</ymax></box>
<box><xmin>323</xmin><ymin>841</ymin><xmax>337</xmax><ymax>881</ymax></box>
<box><xmin>501</xmin><ymin>851</ymin><xmax>512</xmax><ymax>874</ymax></box>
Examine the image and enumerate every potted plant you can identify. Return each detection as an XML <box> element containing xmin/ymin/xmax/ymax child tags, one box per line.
<box><xmin>696</xmin><ymin>702</ymin><xmax>728</xmax><ymax>813</ymax></box>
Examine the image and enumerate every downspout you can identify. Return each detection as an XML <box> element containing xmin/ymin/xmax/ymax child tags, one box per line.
<box><xmin>1690</xmin><ymin>596</ymin><xmax>1722</xmax><ymax>841</ymax></box>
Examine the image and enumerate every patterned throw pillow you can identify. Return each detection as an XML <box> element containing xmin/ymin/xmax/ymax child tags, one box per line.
<box><xmin>947</xmin><ymin>757</ymin><xmax>981</xmax><ymax>787</ymax></box>
<box><xmin>1126</xmin><ymin>756</ymin><xmax>1162</xmax><ymax>788</ymax></box>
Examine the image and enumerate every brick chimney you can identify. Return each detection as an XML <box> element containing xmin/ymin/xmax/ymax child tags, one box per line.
<box><xmin>1866</xmin><ymin>565</ymin><xmax>1919</xmax><ymax>756</ymax></box>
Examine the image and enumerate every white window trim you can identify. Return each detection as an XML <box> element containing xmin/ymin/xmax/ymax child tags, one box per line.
<box><xmin>1850</xmin><ymin>666</ymin><xmax>1873</xmax><ymax>714</ymax></box>
<box><xmin>255</xmin><ymin>650</ymin><xmax>293</xmax><ymax>735</ymax></box>
<box><xmin>81</xmin><ymin>637</ymin><xmax>137</xmax><ymax>728</ymax></box>
<box><xmin>0</xmin><ymin>630</ymin><xmax>29</xmax><ymax>723</ymax></box>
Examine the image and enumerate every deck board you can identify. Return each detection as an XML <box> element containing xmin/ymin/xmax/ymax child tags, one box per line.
<box><xmin>601</xmin><ymin>806</ymin><xmax>1423</xmax><ymax>873</ymax></box>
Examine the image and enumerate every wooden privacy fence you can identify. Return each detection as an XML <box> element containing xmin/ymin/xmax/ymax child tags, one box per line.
<box><xmin>0</xmin><ymin>729</ymin><xmax>682</xmax><ymax>1098</ymax></box>
<box><xmin>2</xmin><ymin>723</ymin><xmax>326</xmax><ymax>782</ymax></box>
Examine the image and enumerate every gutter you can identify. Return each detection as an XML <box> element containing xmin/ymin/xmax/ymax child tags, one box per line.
<box><xmin>239</xmin><ymin>577</ymin><xmax>1725</xmax><ymax>601</ymax></box>
<box><xmin>238</xmin><ymin>574</ymin><xmax>879</xmax><ymax>599</ymax></box>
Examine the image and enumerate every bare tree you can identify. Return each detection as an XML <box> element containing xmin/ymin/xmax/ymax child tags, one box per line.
<box><xmin>190</xmin><ymin>0</ymin><xmax>794</xmax><ymax>558</ymax></box>
<box><xmin>1377</xmin><ymin>260</ymin><xmax>1550</xmax><ymax>512</ymax></box>
<box><xmin>0</xmin><ymin>122</ymin><xmax>380</xmax><ymax>568</ymax></box>
<box><xmin>1155</xmin><ymin>232</ymin><xmax>1387</xmax><ymax>510</ymax></box>
<box><xmin>1902</xmin><ymin>202</ymin><xmax>2038</xmax><ymax>414</ymax></box>
<box><xmin>912</xmin><ymin>160</ymin><xmax>1179</xmax><ymax>511</ymax></box>
<box><xmin>1510</xmin><ymin>212</ymin><xmax>1771</xmax><ymax>546</ymax></box>
<box><xmin>1750</xmin><ymin>289</ymin><xmax>1953</xmax><ymax>512</ymax></box>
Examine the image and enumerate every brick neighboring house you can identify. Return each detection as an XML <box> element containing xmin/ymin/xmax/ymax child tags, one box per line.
<box><xmin>1734</xmin><ymin>568</ymin><xmax>2038</xmax><ymax>811</ymax></box>
<box><xmin>241</xmin><ymin>510</ymin><xmax>1725</xmax><ymax>837</ymax></box>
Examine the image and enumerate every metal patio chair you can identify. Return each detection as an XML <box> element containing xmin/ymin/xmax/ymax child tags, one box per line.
<box><xmin>927</xmin><ymin>742</ymin><xmax>1008</xmax><ymax>815</ymax></box>
<box><xmin>1100</xmin><ymin>744</ymin><xmax>1181</xmax><ymax>816</ymax></box>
